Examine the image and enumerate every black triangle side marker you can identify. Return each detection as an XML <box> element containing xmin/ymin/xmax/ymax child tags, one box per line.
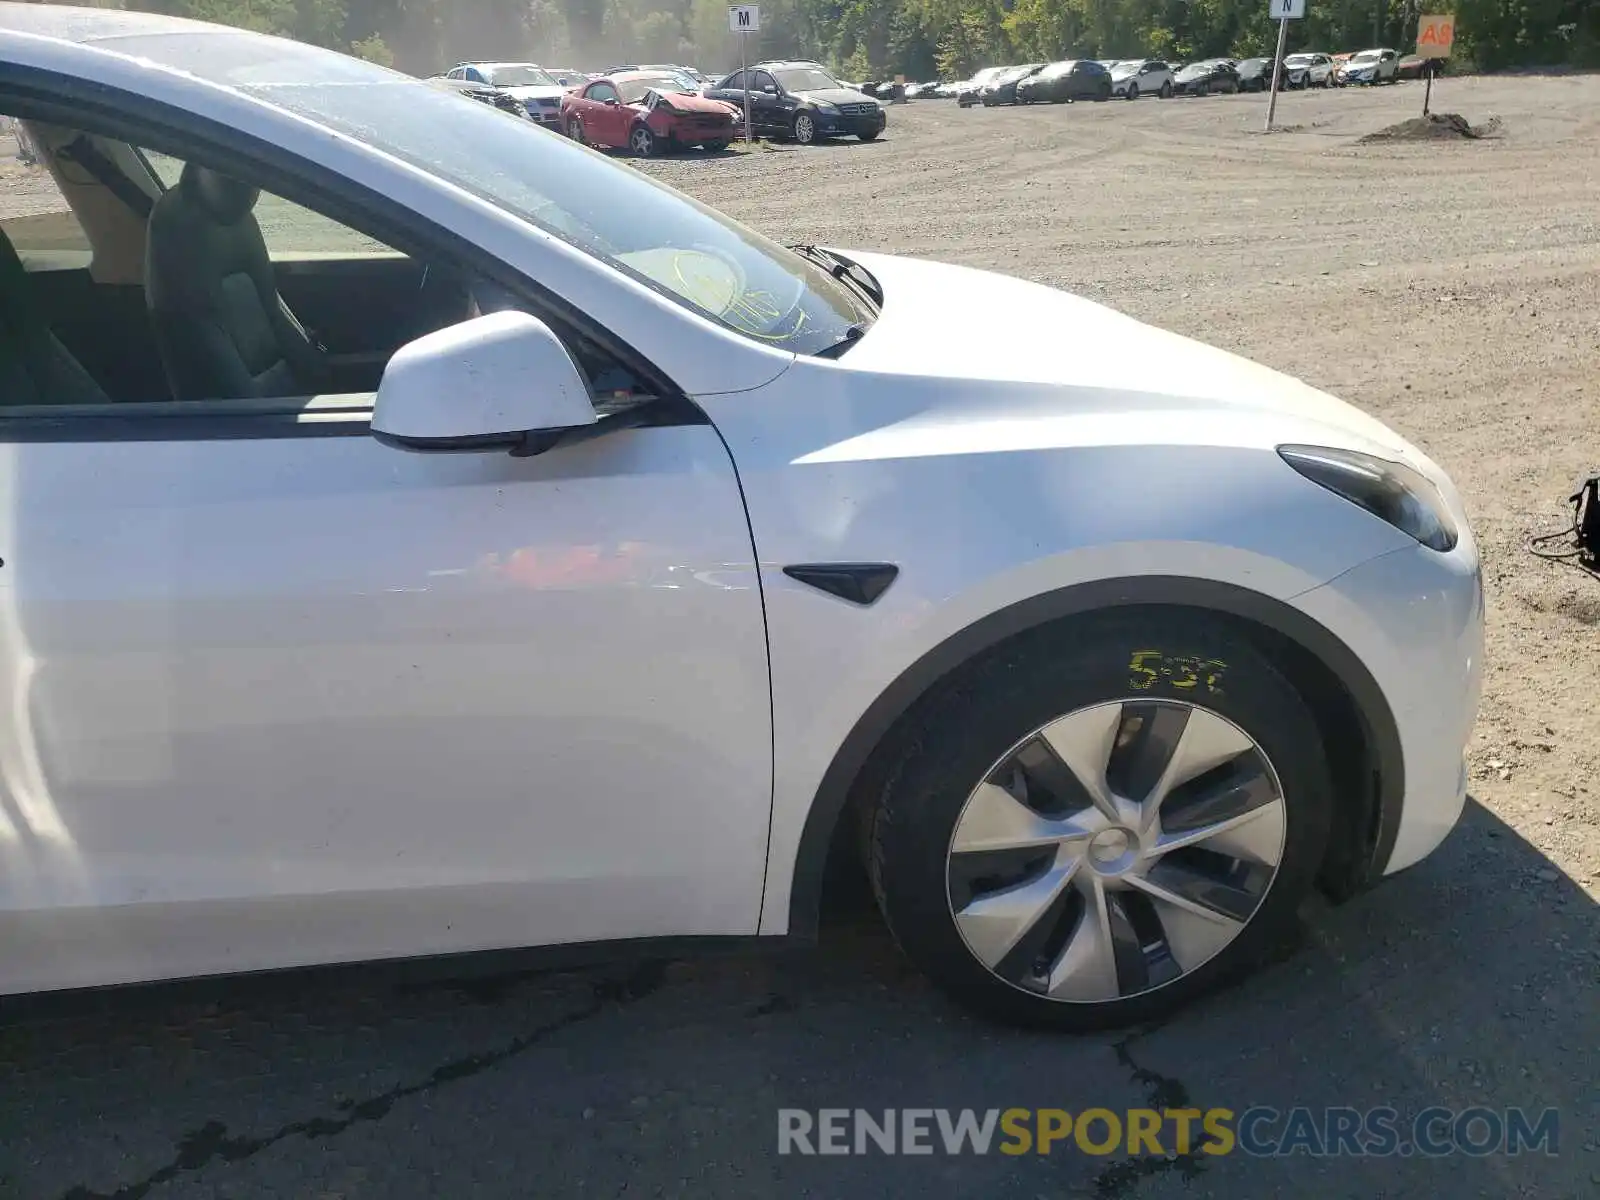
<box><xmin>782</xmin><ymin>563</ymin><xmax>900</xmax><ymax>606</ymax></box>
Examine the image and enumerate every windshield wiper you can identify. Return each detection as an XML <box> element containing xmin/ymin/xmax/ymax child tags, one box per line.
<box><xmin>791</xmin><ymin>244</ymin><xmax>883</xmax><ymax>313</ymax></box>
<box><xmin>815</xmin><ymin>323</ymin><xmax>868</xmax><ymax>359</ymax></box>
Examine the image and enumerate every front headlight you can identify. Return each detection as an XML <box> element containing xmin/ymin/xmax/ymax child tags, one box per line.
<box><xmin>1278</xmin><ymin>445</ymin><xmax>1458</xmax><ymax>552</ymax></box>
<box><xmin>814</xmin><ymin>101</ymin><xmax>839</xmax><ymax>113</ymax></box>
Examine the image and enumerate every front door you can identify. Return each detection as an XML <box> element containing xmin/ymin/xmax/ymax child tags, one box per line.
<box><xmin>0</xmin><ymin>173</ymin><xmax>774</xmax><ymax>994</ymax></box>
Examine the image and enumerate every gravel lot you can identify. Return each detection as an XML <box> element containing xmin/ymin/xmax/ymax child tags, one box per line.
<box><xmin>3</xmin><ymin>75</ymin><xmax>1599</xmax><ymax>1200</ymax></box>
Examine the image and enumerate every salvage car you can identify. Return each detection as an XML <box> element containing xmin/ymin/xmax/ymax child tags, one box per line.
<box><xmin>956</xmin><ymin>66</ymin><xmax>1006</xmax><ymax>106</ymax></box>
<box><xmin>0</xmin><ymin>3</ymin><xmax>1483</xmax><ymax>1032</ymax></box>
<box><xmin>426</xmin><ymin>75</ymin><xmax>529</xmax><ymax>120</ymax></box>
<box><xmin>562</xmin><ymin>71</ymin><xmax>740</xmax><ymax>155</ymax></box>
<box><xmin>980</xmin><ymin>63</ymin><xmax>1046</xmax><ymax>106</ymax></box>
<box><xmin>1234</xmin><ymin>57</ymin><xmax>1282</xmax><ymax>93</ymax></box>
<box><xmin>1336</xmin><ymin>48</ymin><xmax>1400</xmax><ymax>85</ymax></box>
<box><xmin>1016</xmin><ymin>60</ymin><xmax>1113</xmax><ymax>104</ymax></box>
<box><xmin>1172</xmin><ymin>58</ymin><xmax>1241</xmax><ymax>96</ymax></box>
<box><xmin>704</xmin><ymin>61</ymin><xmax>885</xmax><ymax>143</ymax></box>
<box><xmin>1109</xmin><ymin>59</ymin><xmax>1174</xmax><ymax>99</ymax></box>
<box><xmin>1284</xmin><ymin>52</ymin><xmax>1335</xmax><ymax>87</ymax></box>
<box><xmin>443</xmin><ymin>61</ymin><xmax>570</xmax><ymax>129</ymax></box>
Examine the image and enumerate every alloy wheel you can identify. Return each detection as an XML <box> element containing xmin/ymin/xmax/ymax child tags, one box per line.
<box><xmin>629</xmin><ymin>125</ymin><xmax>654</xmax><ymax>155</ymax></box>
<box><xmin>794</xmin><ymin>113</ymin><xmax>815</xmax><ymax>144</ymax></box>
<box><xmin>945</xmin><ymin>699</ymin><xmax>1286</xmax><ymax>1004</ymax></box>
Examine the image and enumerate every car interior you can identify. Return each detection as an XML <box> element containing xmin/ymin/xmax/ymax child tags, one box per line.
<box><xmin>0</xmin><ymin>109</ymin><xmax>656</xmax><ymax>414</ymax></box>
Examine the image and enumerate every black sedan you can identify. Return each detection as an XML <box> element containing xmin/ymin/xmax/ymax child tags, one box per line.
<box><xmin>1016</xmin><ymin>60</ymin><xmax>1113</xmax><ymax>104</ymax></box>
<box><xmin>1235</xmin><ymin>57</ymin><xmax>1289</xmax><ymax>92</ymax></box>
<box><xmin>1172</xmin><ymin>59</ymin><xmax>1241</xmax><ymax>96</ymax></box>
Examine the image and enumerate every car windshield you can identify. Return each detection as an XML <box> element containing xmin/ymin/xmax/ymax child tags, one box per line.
<box><xmin>971</xmin><ymin>67</ymin><xmax>1003</xmax><ymax>84</ymax></box>
<box><xmin>1040</xmin><ymin>62</ymin><xmax>1076</xmax><ymax>78</ymax></box>
<box><xmin>1111</xmin><ymin>62</ymin><xmax>1140</xmax><ymax>75</ymax></box>
<box><xmin>1352</xmin><ymin>51</ymin><xmax>1382</xmax><ymax>62</ymax></box>
<box><xmin>483</xmin><ymin>64</ymin><xmax>557</xmax><ymax>87</ymax></box>
<box><xmin>132</xmin><ymin>35</ymin><xmax>868</xmax><ymax>355</ymax></box>
<box><xmin>773</xmin><ymin>68</ymin><xmax>840</xmax><ymax>92</ymax></box>
<box><xmin>1285</xmin><ymin>55</ymin><xmax>1314</xmax><ymax>65</ymax></box>
<box><xmin>618</xmin><ymin>74</ymin><xmax>695</xmax><ymax>102</ymax></box>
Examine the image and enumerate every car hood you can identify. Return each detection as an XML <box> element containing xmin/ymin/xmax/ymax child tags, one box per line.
<box><xmin>652</xmin><ymin>91</ymin><xmax>738</xmax><ymax>113</ymax></box>
<box><xmin>1176</xmin><ymin>66</ymin><xmax>1218</xmax><ymax>80</ymax></box>
<box><xmin>824</xmin><ymin>250</ymin><xmax>1436</xmax><ymax>470</ymax></box>
<box><xmin>793</xmin><ymin>87</ymin><xmax>875</xmax><ymax>106</ymax></box>
<box><xmin>502</xmin><ymin>84</ymin><xmax>569</xmax><ymax>102</ymax></box>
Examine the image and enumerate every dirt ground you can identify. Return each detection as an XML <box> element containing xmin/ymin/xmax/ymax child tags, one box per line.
<box><xmin>634</xmin><ymin>75</ymin><xmax>1600</xmax><ymax>899</ymax></box>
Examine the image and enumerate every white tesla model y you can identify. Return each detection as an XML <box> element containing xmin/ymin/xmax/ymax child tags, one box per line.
<box><xmin>0</xmin><ymin>5</ymin><xmax>1481</xmax><ymax>1029</ymax></box>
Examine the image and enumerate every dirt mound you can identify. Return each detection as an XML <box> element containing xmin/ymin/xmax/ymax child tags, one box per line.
<box><xmin>1360</xmin><ymin>112</ymin><xmax>1502</xmax><ymax>143</ymax></box>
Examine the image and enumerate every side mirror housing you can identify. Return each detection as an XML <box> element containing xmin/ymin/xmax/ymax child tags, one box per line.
<box><xmin>372</xmin><ymin>311</ymin><xmax>596</xmax><ymax>454</ymax></box>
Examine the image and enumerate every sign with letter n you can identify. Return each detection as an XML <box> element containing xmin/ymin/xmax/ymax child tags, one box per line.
<box><xmin>1270</xmin><ymin>0</ymin><xmax>1306</xmax><ymax>18</ymax></box>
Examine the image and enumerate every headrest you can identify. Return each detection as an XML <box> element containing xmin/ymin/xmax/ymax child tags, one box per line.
<box><xmin>178</xmin><ymin>162</ymin><xmax>260</xmax><ymax>224</ymax></box>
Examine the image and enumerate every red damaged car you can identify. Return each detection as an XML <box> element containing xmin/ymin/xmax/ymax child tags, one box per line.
<box><xmin>561</xmin><ymin>70</ymin><xmax>741</xmax><ymax>155</ymax></box>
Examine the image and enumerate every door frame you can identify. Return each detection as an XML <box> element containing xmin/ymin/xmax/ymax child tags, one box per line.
<box><xmin>1</xmin><ymin>66</ymin><xmax>686</xmax><ymax>410</ymax></box>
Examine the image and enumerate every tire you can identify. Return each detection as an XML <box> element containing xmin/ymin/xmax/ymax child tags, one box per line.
<box><xmin>702</xmin><ymin>139</ymin><xmax>730</xmax><ymax>152</ymax></box>
<box><xmin>792</xmin><ymin>111</ymin><xmax>817</xmax><ymax>144</ymax></box>
<box><xmin>1159</xmin><ymin>81</ymin><xmax>1172</xmax><ymax>99</ymax></box>
<box><xmin>858</xmin><ymin>129</ymin><xmax>879</xmax><ymax>141</ymax></box>
<box><xmin>867</xmin><ymin>611</ymin><xmax>1333</xmax><ymax>1031</ymax></box>
<box><xmin>1126</xmin><ymin>84</ymin><xmax>1139</xmax><ymax>101</ymax></box>
<box><xmin>628</xmin><ymin>123</ymin><xmax>657</xmax><ymax>156</ymax></box>
<box><xmin>1095</xmin><ymin>82</ymin><xmax>1112</xmax><ymax>101</ymax></box>
<box><xmin>566</xmin><ymin>117</ymin><xmax>586</xmax><ymax>145</ymax></box>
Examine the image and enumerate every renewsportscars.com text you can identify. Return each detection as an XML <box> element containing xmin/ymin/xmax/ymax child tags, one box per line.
<box><xmin>777</xmin><ymin>1106</ymin><xmax>1560</xmax><ymax>1158</ymax></box>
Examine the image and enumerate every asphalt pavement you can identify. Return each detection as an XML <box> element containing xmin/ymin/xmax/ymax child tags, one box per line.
<box><xmin>1</xmin><ymin>800</ymin><xmax>1594</xmax><ymax>1199</ymax></box>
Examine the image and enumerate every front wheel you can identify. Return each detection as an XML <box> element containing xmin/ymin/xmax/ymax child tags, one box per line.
<box><xmin>1159</xmin><ymin>81</ymin><xmax>1173</xmax><ymax>98</ymax></box>
<box><xmin>1125</xmin><ymin>83</ymin><xmax>1139</xmax><ymax>101</ymax></box>
<box><xmin>858</xmin><ymin>129</ymin><xmax>879</xmax><ymax>141</ymax></box>
<box><xmin>702</xmin><ymin>139</ymin><xmax>730</xmax><ymax>152</ymax></box>
<box><xmin>868</xmin><ymin>612</ymin><xmax>1332</xmax><ymax>1031</ymax></box>
<box><xmin>1095</xmin><ymin>82</ymin><xmax>1112</xmax><ymax>101</ymax></box>
<box><xmin>792</xmin><ymin>111</ymin><xmax>817</xmax><ymax>144</ymax></box>
<box><xmin>566</xmin><ymin>117</ymin><xmax>586</xmax><ymax>145</ymax></box>
<box><xmin>628</xmin><ymin>123</ymin><xmax>657</xmax><ymax>157</ymax></box>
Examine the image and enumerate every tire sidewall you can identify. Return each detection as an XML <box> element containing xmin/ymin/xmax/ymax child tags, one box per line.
<box><xmin>794</xmin><ymin>112</ymin><xmax>816</xmax><ymax>143</ymax></box>
<box><xmin>870</xmin><ymin>612</ymin><xmax>1334</xmax><ymax>1031</ymax></box>
<box><xmin>630</xmin><ymin>124</ymin><xmax>654</xmax><ymax>156</ymax></box>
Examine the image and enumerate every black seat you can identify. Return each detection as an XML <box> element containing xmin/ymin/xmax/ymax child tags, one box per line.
<box><xmin>145</xmin><ymin>163</ymin><xmax>326</xmax><ymax>401</ymax></box>
<box><xmin>0</xmin><ymin>224</ymin><xmax>110</xmax><ymax>406</ymax></box>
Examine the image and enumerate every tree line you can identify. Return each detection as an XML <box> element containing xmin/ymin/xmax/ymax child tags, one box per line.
<box><xmin>35</xmin><ymin>0</ymin><xmax>1600</xmax><ymax>82</ymax></box>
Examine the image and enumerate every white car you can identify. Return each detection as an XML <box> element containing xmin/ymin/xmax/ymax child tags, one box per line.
<box><xmin>1337</xmin><ymin>48</ymin><xmax>1401</xmax><ymax>85</ymax></box>
<box><xmin>443</xmin><ymin>61</ymin><xmax>571</xmax><ymax>127</ymax></box>
<box><xmin>0</xmin><ymin>5</ymin><xmax>1482</xmax><ymax>1030</ymax></box>
<box><xmin>1284</xmin><ymin>52</ymin><xmax>1335</xmax><ymax>88</ymax></box>
<box><xmin>956</xmin><ymin>66</ymin><xmax>1006</xmax><ymax>106</ymax></box>
<box><xmin>1110</xmin><ymin>59</ymin><xmax>1175</xmax><ymax>99</ymax></box>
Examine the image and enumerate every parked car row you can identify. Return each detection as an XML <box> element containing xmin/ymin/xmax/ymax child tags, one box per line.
<box><xmin>924</xmin><ymin>47</ymin><xmax>1436</xmax><ymax>107</ymax></box>
<box><xmin>432</xmin><ymin>58</ymin><xmax>887</xmax><ymax>153</ymax></box>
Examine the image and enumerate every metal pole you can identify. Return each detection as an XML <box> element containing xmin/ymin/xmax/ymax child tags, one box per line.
<box><xmin>741</xmin><ymin>33</ymin><xmax>752</xmax><ymax>144</ymax></box>
<box><xmin>1422</xmin><ymin>64</ymin><xmax>1433</xmax><ymax>116</ymax></box>
<box><xmin>1265</xmin><ymin>18</ymin><xmax>1289</xmax><ymax>131</ymax></box>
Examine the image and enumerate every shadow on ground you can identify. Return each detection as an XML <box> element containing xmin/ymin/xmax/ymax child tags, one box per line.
<box><xmin>0</xmin><ymin>798</ymin><xmax>1593</xmax><ymax>1199</ymax></box>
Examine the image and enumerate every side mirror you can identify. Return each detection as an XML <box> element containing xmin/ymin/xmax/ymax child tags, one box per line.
<box><xmin>372</xmin><ymin>311</ymin><xmax>596</xmax><ymax>454</ymax></box>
